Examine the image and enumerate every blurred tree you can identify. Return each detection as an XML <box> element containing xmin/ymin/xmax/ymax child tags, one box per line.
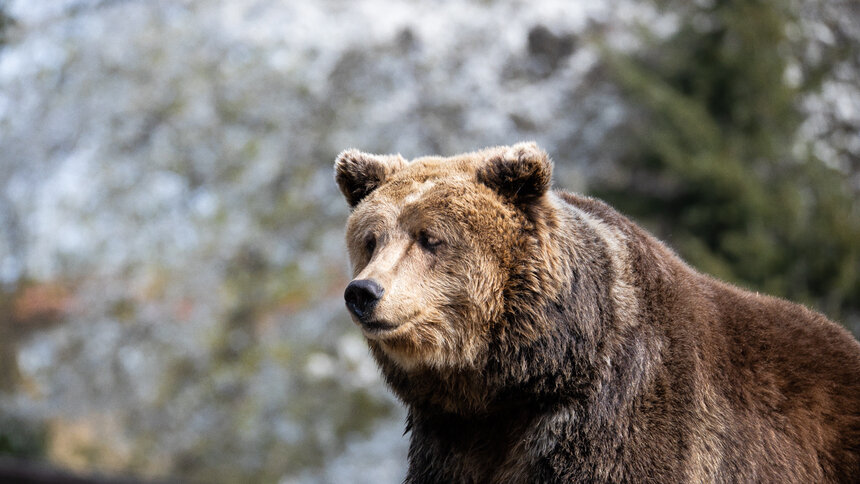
<box><xmin>593</xmin><ymin>0</ymin><xmax>860</xmax><ymax>332</ymax></box>
<box><xmin>0</xmin><ymin>414</ymin><xmax>47</xmax><ymax>460</ymax></box>
<box><xmin>0</xmin><ymin>1</ymin><xmax>43</xmax><ymax>463</ymax></box>
<box><xmin>0</xmin><ymin>1</ymin><xmax>11</xmax><ymax>47</ymax></box>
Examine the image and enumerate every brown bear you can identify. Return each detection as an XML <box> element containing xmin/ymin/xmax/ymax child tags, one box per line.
<box><xmin>334</xmin><ymin>142</ymin><xmax>860</xmax><ymax>483</ymax></box>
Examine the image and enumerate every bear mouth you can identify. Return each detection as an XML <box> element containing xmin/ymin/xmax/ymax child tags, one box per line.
<box><xmin>360</xmin><ymin>319</ymin><xmax>400</xmax><ymax>336</ymax></box>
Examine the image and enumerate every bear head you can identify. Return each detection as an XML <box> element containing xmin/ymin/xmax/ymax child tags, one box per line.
<box><xmin>335</xmin><ymin>143</ymin><xmax>583</xmax><ymax>412</ymax></box>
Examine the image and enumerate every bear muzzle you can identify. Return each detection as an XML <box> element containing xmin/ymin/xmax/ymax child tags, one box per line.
<box><xmin>344</xmin><ymin>279</ymin><xmax>397</xmax><ymax>333</ymax></box>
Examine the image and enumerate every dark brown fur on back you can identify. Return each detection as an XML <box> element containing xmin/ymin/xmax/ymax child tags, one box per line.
<box><xmin>335</xmin><ymin>144</ymin><xmax>860</xmax><ymax>483</ymax></box>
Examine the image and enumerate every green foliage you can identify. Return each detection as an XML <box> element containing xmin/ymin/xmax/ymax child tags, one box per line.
<box><xmin>0</xmin><ymin>1</ymin><xmax>12</xmax><ymax>47</ymax></box>
<box><xmin>593</xmin><ymin>0</ymin><xmax>860</xmax><ymax>331</ymax></box>
<box><xmin>0</xmin><ymin>414</ymin><xmax>47</xmax><ymax>459</ymax></box>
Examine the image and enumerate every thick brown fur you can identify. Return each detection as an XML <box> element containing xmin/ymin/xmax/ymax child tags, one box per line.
<box><xmin>335</xmin><ymin>143</ymin><xmax>860</xmax><ymax>483</ymax></box>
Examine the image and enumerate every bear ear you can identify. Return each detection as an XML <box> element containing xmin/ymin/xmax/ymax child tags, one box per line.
<box><xmin>334</xmin><ymin>149</ymin><xmax>406</xmax><ymax>207</ymax></box>
<box><xmin>477</xmin><ymin>142</ymin><xmax>553</xmax><ymax>205</ymax></box>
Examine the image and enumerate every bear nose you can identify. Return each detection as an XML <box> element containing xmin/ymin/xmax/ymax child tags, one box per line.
<box><xmin>344</xmin><ymin>279</ymin><xmax>384</xmax><ymax>320</ymax></box>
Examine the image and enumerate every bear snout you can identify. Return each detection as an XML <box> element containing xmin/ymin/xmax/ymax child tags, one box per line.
<box><xmin>344</xmin><ymin>278</ymin><xmax>385</xmax><ymax>322</ymax></box>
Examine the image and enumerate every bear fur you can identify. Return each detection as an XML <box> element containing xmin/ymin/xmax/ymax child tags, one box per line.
<box><xmin>335</xmin><ymin>143</ymin><xmax>860</xmax><ymax>483</ymax></box>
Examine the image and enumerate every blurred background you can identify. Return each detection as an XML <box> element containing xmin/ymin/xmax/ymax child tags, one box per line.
<box><xmin>0</xmin><ymin>0</ymin><xmax>857</xmax><ymax>482</ymax></box>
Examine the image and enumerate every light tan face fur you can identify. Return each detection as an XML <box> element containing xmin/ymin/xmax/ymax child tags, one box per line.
<box><xmin>342</xmin><ymin>155</ymin><xmax>522</xmax><ymax>371</ymax></box>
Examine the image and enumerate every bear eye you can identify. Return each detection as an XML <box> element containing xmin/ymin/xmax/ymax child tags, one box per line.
<box><xmin>417</xmin><ymin>231</ymin><xmax>442</xmax><ymax>253</ymax></box>
<box><xmin>364</xmin><ymin>234</ymin><xmax>377</xmax><ymax>255</ymax></box>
